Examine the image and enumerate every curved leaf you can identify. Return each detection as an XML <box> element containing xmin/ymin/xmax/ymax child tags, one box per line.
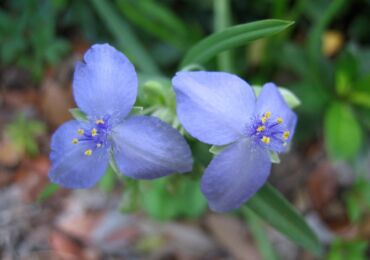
<box><xmin>180</xmin><ymin>19</ymin><xmax>294</xmax><ymax>67</ymax></box>
<box><xmin>245</xmin><ymin>184</ymin><xmax>322</xmax><ymax>256</ymax></box>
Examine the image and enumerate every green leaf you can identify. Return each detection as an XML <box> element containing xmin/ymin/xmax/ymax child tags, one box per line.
<box><xmin>335</xmin><ymin>51</ymin><xmax>358</xmax><ymax>96</ymax></box>
<box><xmin>37</xmin><ymin>183</ymin><xmax>60</xmax><ymax>202</ymax></box>
<box><xmin>246</xmin><ymin>184</ymin><xmax>322</xmax><ymax>256</ymax></box>
<box><xmin>180</xmin><ymin>19</ymin><xmax>294</xmax><ymax>67</ymax></box>
<box><xmin>69</xmin><ymin>108</ymin><xmax>88</xmax><ymax>122</ymax></box>
<box><xmin>242</xmin><ymin>208</ymin><xmax>279</xmax><ymax>260</ymax></box>
<box><xmin>324</xmin><ymin>102</ymin><xmax>363</xmax><ymax>160</ymax></box>
<box><xmin>327</xmin><ymin>239</ymin><xmax>368</xmax><ymax>260</ymax></box>
<box><xmin>253</xmin><ymin>86</ymin><xmax>301</xmax><ymax>108</ymax></box>
<box><xmin>209</xmin><ymin>145</ymin><xmax>227</xmax><ymax>155</ymax></box>
<box><xmin>89</xmin><ymin>0</ymin><xmax>159</xmax><ymax>74</ymax></box>
<box><xmin>269</xmin><ymin>151</ymin><xmax>280</xmax><ymax>164</ymax></box>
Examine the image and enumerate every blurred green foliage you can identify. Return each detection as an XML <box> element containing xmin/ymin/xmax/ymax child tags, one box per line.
<box><xmin>5</xmin><ymin>113</ymin><xmax>45</xmax><ymax>156</ymax></box>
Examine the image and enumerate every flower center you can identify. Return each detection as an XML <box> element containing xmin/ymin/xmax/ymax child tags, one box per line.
<box><xmin>249</xmin><ymin>111</ymin><xmax>290</xmax><ymax>148</ymax></box>
<box><xmin>71</xmin><ymin>116</ymin><xmax>111</xmax><ymax>156</ymax></box>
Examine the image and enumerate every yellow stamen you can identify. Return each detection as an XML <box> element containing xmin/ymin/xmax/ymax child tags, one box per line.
<box><xmin>84</xmin><ymin>149</ymin><xmax>93</xmax><ymax>156</ymax></box>
<box><xmin>96</xmin><ymin>143</ymin><xmax>102</xmax><ymax>148</ymax></box>
<box><xmin>261</xmin><ymin>136</ymin><xmax>270</xmax><ymax>144</ymax></box>
<box><xmin>72</xmin><ymin>138</ymin><xmax>78</xmax><ymax>144</ymax></box>
<box><xmin>283</xmin><ymin>131</ymin><xmax>290</xmax><ymax>140</ymax></box>
<box><xmin>261</xmin><ymin>116</ymin><xmax>267</xmax><ymax>124</ymax></box>
<box><xmin>277</xmin><ymin>117</ymin><xmax>283</xmax><ymax>124</ymax></box>
<box><xmin>264</xmin><ymin>111</ymin><xmax>271</xmax><ymax>118</ymax></box>
<box><xmin>257</xmin><ymin>125</ymin><xmax>265</xmax><ymax>132</ymax></box>
<box><xmin>77</xmin><ymin>128</ymin><xmax>84</xmax><ymax>135</ymax></box>
<box><xmin>96</xmin><ymin>119</ymin><xmax>105</xmax><ymax>125</ymax></box>
<box><xmin>91</xmin><ymin>128</ymin><xmax>97</xmax><ymax>137</ymax></box>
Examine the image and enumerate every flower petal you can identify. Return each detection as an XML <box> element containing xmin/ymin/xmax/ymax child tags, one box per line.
<box><xmin>112</xmin><ymin>116</ymin><xmax>193</xmax><ymax>179</ymax></box>
<box><xmin>49</xmin><ymin>120</ymin><xmax>109</xmax><ymax>188</ymax></box>
<box><xmin>73</xmin><ymin>44</ymin><xmax>138</xmax><ymax>119</ymax></box>
<box><xmin>201</xmin><ymin>138</ymin><xmax>271</xmax><ymax>212</ymax></box>
<box><xmin>172</xmin><ymin>71</ymin><xmax>256</xmax><ymax>145</ymax></box>
<box><xmin>255</xmin><ymin>83</ymin><xmax>297</xmax><ymax>150</ymax></box>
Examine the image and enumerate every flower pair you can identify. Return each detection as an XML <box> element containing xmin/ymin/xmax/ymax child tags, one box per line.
<box><xmin>49</xmin><ymin>44</ymin><xmax>297</xmax><ymax>212</ymax></box>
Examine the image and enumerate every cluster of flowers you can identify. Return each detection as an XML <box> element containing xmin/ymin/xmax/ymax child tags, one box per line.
<box><xmin>49</xmin><ymin>44</ymin><xmax>297</xmax><ymax>212</ymax></box>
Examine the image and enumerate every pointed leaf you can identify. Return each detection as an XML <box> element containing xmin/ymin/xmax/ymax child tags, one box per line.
<box><xmin>181</xmin><ymin>19</ymin><xmax>294</xmax><ymax>67</ymax></box>
<box><xmin>246</xmin><ymin>184</ymin><xmax>322</xmax><ymax>256</ymax></box>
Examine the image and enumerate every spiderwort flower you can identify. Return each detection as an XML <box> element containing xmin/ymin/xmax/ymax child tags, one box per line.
<box><xmin>172</xmin><ymin>71</ymin><xmax>297</xmax><ymax>212</ymax></box>
<box><xmin>49</xmin><ymin>44</ymin><xmax>192</xmax><ymax>188</ymax></box>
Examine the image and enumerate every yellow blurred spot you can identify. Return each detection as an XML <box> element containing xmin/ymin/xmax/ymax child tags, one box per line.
<box><xmin>91</xmin><ymin>128</ymin><xmax>97</xmax><ymax>137</ymax></box>
<box><xmin>277</xmin><ymin>117</ymin><xmax>283</xmax><ymax>124</ymax></box>
<box><xmin>84</xmin><ymin>149</ymin><xmax>92</xmax><ymax>156</ymax></box>
<box><xmin>264</xmin><ymin>111</ymin><xmax>271</xmax><ymax>118</ymax></box>
<box><xmin>322</xmin><ymin>31</ymin><xmax>344</xmax><ymax>57</ymax></box>
<box><xmin>283</xmin><ymin>131</ymin><xmax>290</xmax><ymax>140</ymax></box>
<box><xmin>77</xmin><ymin>128</ymin><xmax>84</xmax><ymax>135</ymax></box>
<box><xmin>261</xmin><ymin>136</ymin><xmax>270</xmax><ymax>144</ymax></box>
<box><xmin>96</xmin><ymin>119</ymin><xmax>104</xmax><ymax>125</ymax></box>
<box><xmin>72</xmin><ymin>138</ymin><xmax>78</xmax><ymax>144</ymax></box>
<box><xmin>261</xmin><ymin>116</ymin><xmax>267</xmax><ymax>124</ymax></box>
<box><xmin>257</xmin><ymin>125</ymin><xmax>265</xmax><ymax>132</ymax></box>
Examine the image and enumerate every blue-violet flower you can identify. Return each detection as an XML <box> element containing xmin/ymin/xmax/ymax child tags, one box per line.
<box><xmin>49</xmin><ymin>44</ymin><xmax>193</xmax><ymax>188</ymax></box>
<box><xmin>172</xmin><ymin>71</ymin><xmax>297</xmax><ymax>212</ymax></box>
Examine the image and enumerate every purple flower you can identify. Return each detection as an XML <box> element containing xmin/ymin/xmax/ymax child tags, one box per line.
<box><xmin>172</xmin><ymin>71</ymin><xmax>297</xmax><ymax>212</ymax></box>
<box><xmin>49</xmin><ymin>44</ymin><xmax>193</xmax><ymax>188</ymax></box>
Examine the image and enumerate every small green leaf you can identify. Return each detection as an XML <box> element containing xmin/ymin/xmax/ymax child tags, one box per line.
<box><xmin>129</xmin><ymin>106</ymin><xmax>144</xmax><ymax>116</ymax></box>
<box><xmin>37</xmin><ymin>183</ymin><xmax>60</xmax><ymax>202</ymax></box>
<box><xmin>181</xmin><ymin>19</ymin><xmax>294</xmax><ymax>67</ymax></box>
<box><xmin>324</xmin><ymin>102</ymin><xmax>363</xmax><ymax>160</ymax></box>
<box><xmin>246</xmin><ymin>184</ymin><xmax>322</xmax><ymax>256</ymax></box>
<box><xmin>69</xmin><ymin>108</ymin><xmax>88</xmax><ymax>122</ymax></box>
<box><xmin>209</xmin><ymin>145</ymin><xmax>227</xmax><ymax>155</ymax></box>
<box><xmin>269</xmin><ymin>151</ymin><xmax>280</xmax><ymax>164</ymax></box>
<box><xmin>253</xmin><ymin>86</ymin><xmax>301</xmax><ymax>108</ymax></box>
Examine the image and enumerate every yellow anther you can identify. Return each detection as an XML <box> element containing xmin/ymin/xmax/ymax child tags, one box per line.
<box><xmin>283</xmin><ymin>131</ymin><xmax>290</xmax><ymax>140</ymax></box>
<box><xmin>264</xmin><ymin>111</ymin><xmax>271</xmax><ymax>118</ymax></box>
<box><xmin>95</xmin><ymin>119</ymin><xmax>105</xmax><ymax>125</ymax></box>
<box><xmin>84</xmin><ymin>149</ymin><xmax>93</xmax><ymax>156</ymax></box>
<box><xmin>261</xmin><ymin>116</ymin><xmax>267</xmax><ymax>124</ymax></box>
<box><xmin>91</xmin><ymin>128</ymin><xmax>98</xmax><ymax>137</ymax></box>
<box><xmin>257</xmin><ymin>125</ymin><xmax>265</xmax><ymax>132</ymax></box>
<box><xmin>96</xmin><ymin>143</ymin><xmax>102</xmax><ymax>148</ymax></box>
<box><xmin>77</xmin><ymin>128</ymin><xmax>84</xmax><ymax>135</ymax></box>
<box><xmin>277</xmin><ymin>117</ymin><xmax>283</xmax><ymax>124</ymax></box>
<box><xmin>261</xmin><ymin>136</ymin><xmax>270</xmax><ymax>144</ymax></box>
<box><xmin>72</xmin><ymin>138</ymin><xmax>78</xmax><ymax>144</ymax></box>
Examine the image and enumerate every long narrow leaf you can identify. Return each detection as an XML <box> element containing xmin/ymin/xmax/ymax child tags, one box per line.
<box><xmin>246</xmin><ymin>184</ymin><xmax>322</xmax><ymax>256</ymax></box>
<box><xmin>242</xmin><ymin>208</ymin><xmax>279</xmax><ymax>260</ymax></box>
<box><xmin>89</xmin><ymin>0</ymin><xmax>159</xmax><ymax>74</ymax></box>
<box><xmin>180</xmin><ymin>19</ymin><xmax>294</xmax><ymax>67</ymax></box>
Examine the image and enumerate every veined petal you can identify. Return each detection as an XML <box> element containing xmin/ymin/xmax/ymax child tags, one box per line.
<box><xmin>73</xmin><ymin>44</ymin><xmax>138</xmax><ymax>120</ymax></box>
<box><xmin>255</xmin><ymin>83</ymin><xmax>297</xmax><ymax>150</ymax></box>
<box><xmin>201</xmin><ymin>138</ymin><xmax>271</xmax><ymax>212</ymax></box>
<box><xmin>112</xmin><ymin>116</ymin><xmax>193</xmax><ymax>179</ymax></box>
<box><xmin>172</xmin><ymin>71</ymin><xmax>256</xmax><ymax>146</ymax></box>
<box><xmin>49</xmin><ymin>120</ymin><xmax>109</xmax><ymax>188</ymax></box>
